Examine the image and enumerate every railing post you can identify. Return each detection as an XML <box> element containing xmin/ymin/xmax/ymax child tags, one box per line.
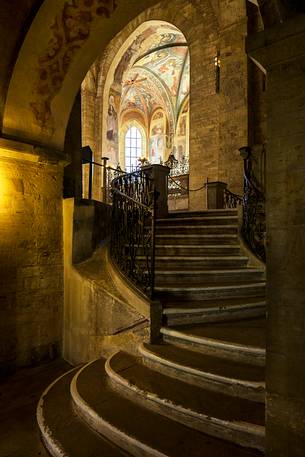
<box><xmin>205</xmin><ymin>181</ymin><xmax>227</xmax><ymax>209</ymax></box>
<box><xmin>145</xmin><ymin>164</ymin><xmax>170</xmax><ymax>218</ymax></box>
<box><xmin>101</xmin><ymin>156</ymin><xmax>109</xmax><ymax>203</ymax></box>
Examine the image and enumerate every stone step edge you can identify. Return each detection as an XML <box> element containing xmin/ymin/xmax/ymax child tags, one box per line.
<box><xmin>157</xmin><ymin>216</ymin><xmax>239</xmax><ymax>222</ymax></box>
<box><xmin>161</xmin><ymin>328</ymin><xmax>266</xmax><ymax>358</ymax></box>
<box><xmin>106</xmin><ymin>353</ymin><xmax>265</xmax><ymax>452</ymax></box>
<box><xmin>155</xmin><ymin>234</ymin><xmax>238</xmax><ymax>238</ymax></box>
<box><xmin>37</xmin><ymin>366</ymin><xmax>80</xmax><ymax>457</ymax></box>
<box><xmin>169</xmin><ymin>209</ymin><xmax>237</xmax><ymax>214</ymax></box>
<box><xmin>152</xmin><ymin>244</ymin><xmax>241</xmax><ymax>248</ymax></box>
<box><xmin>138</xmin><ymin>256</ymin><xmax>246</xmax><ymax>262</ymax></box>
<box><xmin>139</xmin><ymin>343</ymin><xmax>265</xmax><ymax>397</ymax></box>
<box><xmin>155</xmin><ymin>282</ymin><xmax>266</xmax><ymax>292</ymax></box>
<box><xmin>156</xmin><ymin>225</ymin><xmax>238</xmax><ymax>229</ymax></box>
<box><xmin>71</xmin><ymin>360</ymin><xmax>168</xmax><ymax>457</ymax></box>
<box><xmin>163</xmin><ymin>301</ymin><xmax>266</xmax><ymax>315</ymax></box>
<box><xmin>154</xmin><ymin>269</ymin><xmax>265</xmax><ymax>275</ymax></box>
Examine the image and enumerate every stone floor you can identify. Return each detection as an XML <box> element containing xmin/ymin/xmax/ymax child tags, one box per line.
<box><xmin>0</xmin><ymin>359</ymin><xmax>71</xmax><ymax>457</ymax></box>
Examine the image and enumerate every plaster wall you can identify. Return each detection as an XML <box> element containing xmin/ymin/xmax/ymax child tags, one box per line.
<box><xmin>63</xmin><ymin>199</ymin><xmax>149</xmax><ymax>365</ymax></box>
<box><xmin>0</xmin><ymin>149</ymin><xmax>63</xmax><ymax>374</ymax></box>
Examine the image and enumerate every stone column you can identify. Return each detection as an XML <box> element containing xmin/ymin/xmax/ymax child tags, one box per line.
<box><xmin>206</xmin><ymin>181</ymin><xmax>227</xmax><ymax>209</ymax></box>
<box><xmin>248</xmin><ymin>15</ymin><xmax>305</xmax><ymax>457</ymax></box>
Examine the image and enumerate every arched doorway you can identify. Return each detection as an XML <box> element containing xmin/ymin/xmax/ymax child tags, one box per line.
<box><xmin>82</xmin><ymin>20</ymin><xmax>190</xmax><ymax>177</ymax></box>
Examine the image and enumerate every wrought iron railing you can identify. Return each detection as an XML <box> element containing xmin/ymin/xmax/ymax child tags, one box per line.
<box><xmin>168</xmin><ymin>174</ymin><xmax>189</xmax><ymax>199</ymax></box>
<box><xmin>220</xmin><ymin>146</ymin><xmax>266</xmax><ymax>262</ymax></box>
<box><xmin>110</xmin><ymin>169</ymin><xmax>156</xmax><ymax>298</ymax></box>
<box><xmin>241</xmin><ymin>146</ymin><xmax>266</xmax><ymax>263</ymax></box>
<box><xmin>224</xmin><ymin>188</ymin><xmax>243</xmax><ymax>208</ymax></box>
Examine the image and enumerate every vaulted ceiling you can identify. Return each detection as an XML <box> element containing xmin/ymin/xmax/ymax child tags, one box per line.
<box><xmin>120</xmin><ymin>22</ymin><xmax>190</xmax><ymax>127</ymax></box>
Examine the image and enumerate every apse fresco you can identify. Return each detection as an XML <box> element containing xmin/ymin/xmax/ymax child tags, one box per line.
<box><xmin>175</xmin><ymin>100</ymin><xmax>189</xmax><ymax>162</ymax></box>
<box><xmin>136</xmin><ymin>46</ymin><xmax>188</xmax><ymax>97</ymax></box>
<box><xmin>114</xmin><ymin>23</ymin><xmax>186</xmax><ymax>84</ymax></box>
<box><xmin>106</xmin><ymin>90</ymin><xmax>120</xmax><ymax>165</ymax></box>
<box><xmin>149</xmin><ymin>110</ymin><xmax>167</xmax><ymax>163</ymax></box>
<box><xmin>177</xmin><ymin>52</ymin><xmax>190</xmax><ymax>110</ymax></box>
<box><xmin>121</xmin><ymin>86</ymin><xmax>146</xmax><ymax>113</ymax></box>
<box><xmin>121</xmin><ymin>69</ymin><xmax>168</xmax><ymax>116</ymax></box>
<box><xmin>112</xmin><ymin>21</ymin><xmax>190</xmax><ymax>167</ymax></box>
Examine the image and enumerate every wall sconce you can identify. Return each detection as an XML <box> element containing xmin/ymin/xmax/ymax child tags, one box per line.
<box><xmin>214</xmin><ymin>52</ymin><xmax>220</xmax><ymax>93</ymax></box>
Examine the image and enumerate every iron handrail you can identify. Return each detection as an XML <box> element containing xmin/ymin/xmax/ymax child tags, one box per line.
<box><xmin>110</xmin><ymin>167</ymin><xmax>157</xmax><ymax>298</ymax></box>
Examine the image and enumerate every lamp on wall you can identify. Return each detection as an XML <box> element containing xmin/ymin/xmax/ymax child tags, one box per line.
<box><xmin>214</xmin><ymin>51</ymin><xmax>220</xmax><ymax>93</ymax></box>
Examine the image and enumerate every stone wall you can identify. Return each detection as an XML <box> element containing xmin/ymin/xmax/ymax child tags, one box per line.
<box><xmin>249</xmin><ymin>15</ymin><xmax>305</xmax><ymax>457</ymax></box>
<box><xmin>0</xmin><ymin>151</ymin><xmax>63</xmax><ymax>374</ymax></box>
<box><xmin>217</xmin><ymin>0</ymin><xmax>248</xmax><ymax>195</ymax></box>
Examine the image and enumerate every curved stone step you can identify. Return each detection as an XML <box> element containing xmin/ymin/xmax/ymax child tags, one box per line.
<box><xmin>71</xmin><ymin>359</ymin><xmax>262</xmax><ymax>457</ymax></box>
<box><xmin>160</xmin><ymin>319</ymin><xmax>266</xmax><ymax>366</ymax></box>
<box><xmin>149</xmin><ymin>244</ymin><xmax>241</xmax><ymax>256</ymax></box>
<box><xmin>140</xmin><ymin>256</ymin><xmax>248</xmax><ymax>269</ymax></box>
<box><xmin>155</xmin><ymin>281</ymin><xmax>266</xmax><ymax>301</ymax></box>
<box><xmin>156</xmin><ymin>234</ymin><xmax>239</xmax><ymax>245</ymax></box>
<box><xmin>168</xmin><ymin>209</ymin><xmax>238</xmax><ymax>218</ymax></box>
<box><xmin>154</xmin><ymin>268</ymin><xmax>265</xmax><ymax>285</ymax></box>
<box><xmin>37</xmin><ymin>367</ymin><xmax>127</xmax><ymax>457</ymax></box>
<box><xmin>156</xmin><ymin>225</ymin><xmax>238</xmax><ymax>235</ymax></box>
<box><xmin>157</xmin><ymin>216</ymin><xmax>239</xmax><ymax>226</ymax></box>
<box><xmin>106</xmin><ymin>352</ymin><xmax>265</xmax><ymax>452</ymax></box>
<box><xmin>139</xmin><ymin>342</ymin><xmax>265</xmax><ymax>403</ymax></box>
<box><xmin>163</xmin><ymin>299</ymin><xmax>266</xmax><ymax>326</ymax></box>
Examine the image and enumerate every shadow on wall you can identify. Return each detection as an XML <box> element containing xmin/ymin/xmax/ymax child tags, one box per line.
<box><xmin>72</xmin><ymin>199</ymin><xmax>112</xmax><ymax>264</ymax></box>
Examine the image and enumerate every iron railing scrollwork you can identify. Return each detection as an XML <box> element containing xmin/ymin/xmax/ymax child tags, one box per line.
<box><xmin>241</xmin><ymin>147</ymin><xmax>266</xmax><ymax>263</ymax></box>
<box><xmin>224</xmin><ymin>188</ymin><xmax>243</xmax><ymax>209</ymax></box>
<box><xmin>222</xmin><ymin>146</ymin><xmax>266</xmax><ymax>262</ymax></box>
<box><xmin>110</xmin><ymin>169</ymin><xmax>156</xmax><ymax>298</ymax></box>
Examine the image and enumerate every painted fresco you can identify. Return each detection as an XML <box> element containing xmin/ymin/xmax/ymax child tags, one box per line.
<box><xmin>149</xmin><ymin>110</ymin><xmax>167</xmax><ymax>163</ymax></box>
<box><xmin>177</xmin><ymin>51</ymin><xmax>190</xmax><ymax>111</ymax></box>
<box><xmin>114</xmin><ymin>23</ymin><xmax>186</xmax><ymax>85</ymax></box>
<box><xmin>136</xmin><ymin>46</ymin><xmax>188</xmax><ymax>97</ymax></box>
<box><xmin>121</xmin><ymin>69</ymin><xmax>167</xmax><ymax>118</ymax></box>
<box><xmin>110</xmin><ymin>21</ymin><xmax>190</xmax><ymax>167</ymax></box>
<box><xmin>106</xmin><ymin>90</ymin><xmax>120</xmax><ymax>165</ymax></box>
<box><xmin>174</xmin><ymin>100</ymin><xmax>189</xmax><ymax>162</ymax></box>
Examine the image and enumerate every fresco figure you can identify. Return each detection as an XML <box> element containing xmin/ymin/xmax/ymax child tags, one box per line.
<box><xmin>106</xmin><ymin>95</ymin><xmax>117</xmax><ymax>141</ymax></box>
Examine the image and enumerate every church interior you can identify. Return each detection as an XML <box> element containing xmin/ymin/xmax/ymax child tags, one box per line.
<box><xmin>0</xmin><ymin>1</ymin><xmax>305</xmax><ymax>456</ymax></box>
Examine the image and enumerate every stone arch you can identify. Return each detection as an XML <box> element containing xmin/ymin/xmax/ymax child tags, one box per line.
<box><xmin>81</xmin><ymin>1</ymin><xmax>218</xmax><ymax>209</ymax></box>
<box><xmin>2</xmin><ymin>0</ymin><xmax>163</xmax><ymax>150</ymax></box>
<box><xmin>3</xmin><ymin>0</ymin><xmax>217</xmax><ymax>152</ymax></box>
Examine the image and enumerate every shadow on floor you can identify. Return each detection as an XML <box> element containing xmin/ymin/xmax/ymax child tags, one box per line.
<box><xmin>0</xmin><ymin>359</ymin><xmax>72</xmax><ymax>457</ymax></box>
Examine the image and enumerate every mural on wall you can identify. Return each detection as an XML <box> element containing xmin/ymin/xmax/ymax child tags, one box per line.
<box><xmin>106</xmin><ymin>90</ymin><xmax>120</xmax><ymax>164</ymax></box>
<box><xmin>31</xmin><ymin>0</ymin><xmax>117</xmax><ymax>131</ymax></box>
<box><xmin>136</xmin><ymin>46</ymin><xmax>188</xmax><ymax>98</ymax></box>
<box><xmin>174</xmin><ymin>100</ymin><xmax>189</xmax><ymax>161</ymax></box>
<box><xmin>121</xmin><ymin>70</ymin><xmax>166</xmax><ymax>118</ymax></box>
<box><xmin>113</xmin><ymin>23</ymin><xmax>186</xmax><ymax>86</ymax></box>
<box><xmin>149</xmin><ymin>110</ymin><xmax>167</xmax><ymax>163</ymax></box>
<box><xmin>106</xmin><ymin>21</ymin><xmax>190</xmax><ymax>170</ymax></box>
<box><xmin>177</xmin><ymin>52</ymin><xmax>190</xmax><ymax>111</ymax></box>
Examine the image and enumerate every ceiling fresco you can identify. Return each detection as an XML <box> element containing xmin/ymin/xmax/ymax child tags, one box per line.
<box><xmin>119</xmin><ymin>21</ymin><xmax>190</xmax><ymax>128</ymax></box>
<box><xmin>135</xmin><ymin>46</ymin><xmax>188</xmax><ymax>97</ymax></box>
<box><xmin>120</xmin><ymin>68</ymin><xmax>168</xmax><ymax>117</ymax></box>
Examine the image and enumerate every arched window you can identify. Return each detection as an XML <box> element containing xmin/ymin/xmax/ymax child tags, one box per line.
<box><xmin>125</xmin><ymin>126</ymin><xmax>142</xmax><ymax>172</ymax></box>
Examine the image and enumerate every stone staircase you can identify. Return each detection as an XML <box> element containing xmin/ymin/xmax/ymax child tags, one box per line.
<box><xmin>37</xmin><ymin>209</ymin><xmax>266</xmax><ymax>456</ymax></box>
